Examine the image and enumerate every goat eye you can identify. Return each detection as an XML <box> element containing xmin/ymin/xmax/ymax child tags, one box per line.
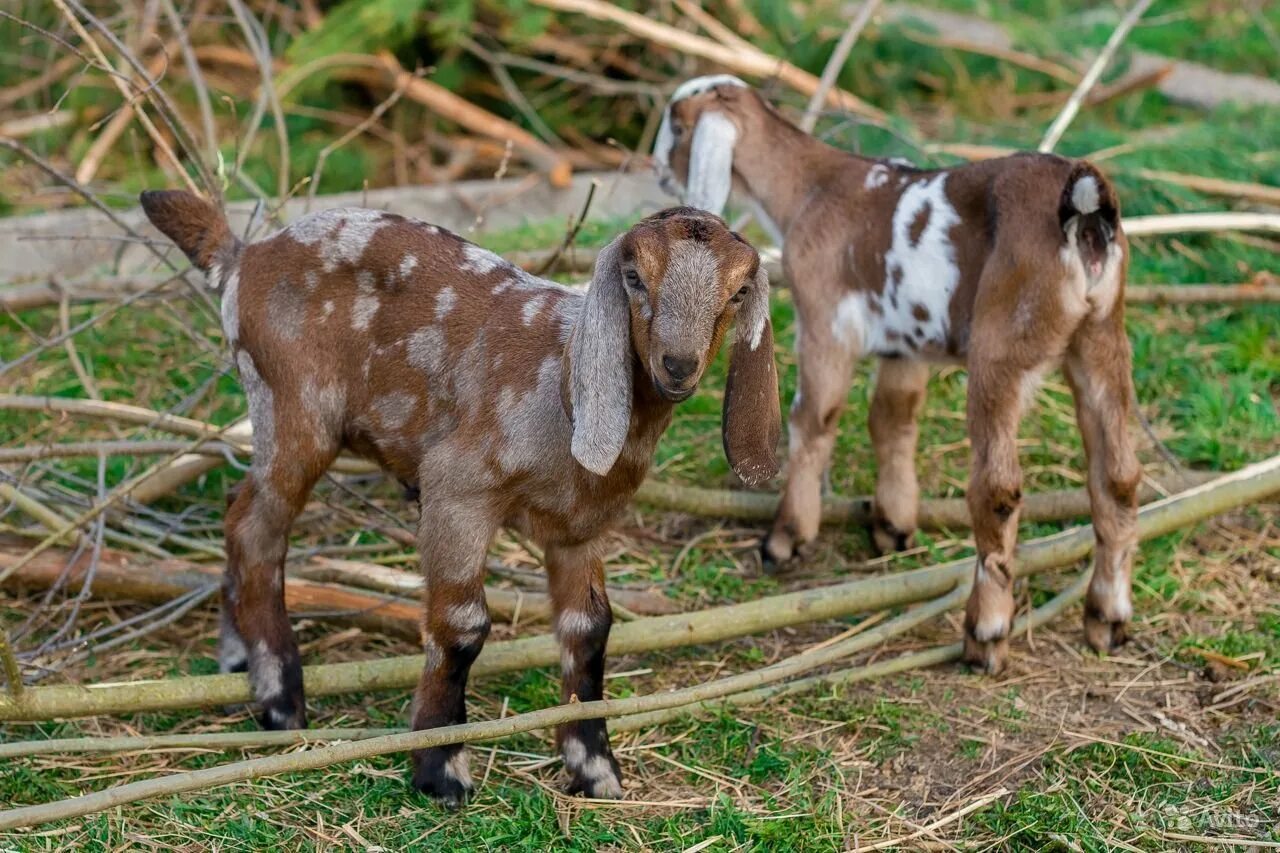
<box><xmin>623</xmin><ymin>269</ymin><xmax>645</xmax><ymax>293</ymax></box>
<box><xmin>730</xmin><ymin>284</ymin><xmax>750</xmax><ymax>303</ymax></box>
<box><xmin>671</xmin><ymin>123</ymin><xmax>683</xmax><ymax>138</ymax></box>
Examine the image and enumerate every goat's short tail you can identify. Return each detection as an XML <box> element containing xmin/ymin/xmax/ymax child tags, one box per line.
<box><xmin>139</xmin><ymin>190</ymin><xmax>241</xmax><ymax>286</ymax></box>
<box><xmin>1058</xmin><ymin>162</ymin><xmax>1119</xmax><ymax>269</ymax></box>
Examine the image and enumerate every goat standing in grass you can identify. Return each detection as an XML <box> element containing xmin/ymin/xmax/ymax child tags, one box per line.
<box><xmin>140</xmin><ymin>192</ymin><xmax>780</xmax><ymax>805</ymax></box>
<box><xmin>654</xmin><ymin>76</ymin><xmax>1140</xmax><ymax>675</ymax></box>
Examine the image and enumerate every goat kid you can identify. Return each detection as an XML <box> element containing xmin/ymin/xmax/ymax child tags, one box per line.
<box><xmin>140</xmin><ymin>192</ymin><xmax>781</xmax><ymax>805</ymax></box>
<box><xmin>654</xmin><ymin>77</ymin><xmax>1140</xmax><ymax>675</ymax></box>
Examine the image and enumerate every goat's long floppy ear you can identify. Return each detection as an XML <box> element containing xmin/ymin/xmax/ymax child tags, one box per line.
<box><xmin>569</xmin><ymin>236</ymin><xmax>633</xmax><ymax>476</ymax></box>
<box><xmin>684</xmin><ymin>110</ymin><xmax>738</xmax><ymax>215</ymax></box>
<box><xmin>723</xmin><ymin>264</ymin><xmax>781</xmax><ymax>486</ymax></box>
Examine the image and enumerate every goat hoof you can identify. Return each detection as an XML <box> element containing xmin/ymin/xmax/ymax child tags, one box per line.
<box><xmin>868</xmin><ymin>517</ymin><xmax>913</xmax><ymax>556</ymax></box>
<box><xmin>963</xmin><ymin>629</ymin><xmax>1009</xmax><ymax>676</ymax></box>
<box><xmin>258</xmin><ymin>699</ymin><xmax>307</xmax><ymax>731</ymax></box>
<box><xmin>565</xmin><ymin>753</ymin><xmax>624</xmax><ymax>800</ymax></box>
<box><xmin>412</xmin><ymin>748</ymin><xmax>473</xmax><ymax>809</ymax></box>
<box><xmin>1084</xmin><ymin>614</ymin><xmax>1129</xmax><ymax>654</ymax></box>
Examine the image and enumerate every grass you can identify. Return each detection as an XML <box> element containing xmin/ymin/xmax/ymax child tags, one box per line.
<box><xmin>2</xmin><ymin>1</ymin><xmax>1280</xmax><ymax>848</ymax></box>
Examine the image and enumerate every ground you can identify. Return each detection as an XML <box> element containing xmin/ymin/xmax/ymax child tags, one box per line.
<box><xmin>2</xmin><ymin>0</ymin><xmax>1279</xmax><ymax>849</ymax></box>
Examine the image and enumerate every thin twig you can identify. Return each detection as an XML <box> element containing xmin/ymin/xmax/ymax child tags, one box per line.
<box><xmin>534</xmin><ymin>179</ymin><xmax>600</xmax><ymax>276</ymax></box>
<box><xmin>800</xmin><ymin>0</ymin><xmax>883</xmax><ymax>133</ymax></box>
<box><xmin>1038</xmin><ymin>0</ymin><xmax>1157</xmax><ymax>153</ymax></box>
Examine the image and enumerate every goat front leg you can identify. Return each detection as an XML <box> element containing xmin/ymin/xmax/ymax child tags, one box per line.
<box><xmin>963</xmin><ymin>357</ymin><xmax>1037</xmax><ymax>675</ymax></box>
<box><xmin>1065</xmin><ymin>316</ymin><xmax>1141</xmax><ymax>653</ymax></box>
<box><xmin>410</xmin><ymin>496</ymin><xmax>496</xmax><ymax>808</ymax></box>
<box><xmin>546</xmin><ymin>542</ymin><xmax>623</xmax><ymax>799</ymax></box>
<box><xmin>763</xmin><ymin>321</ymin><xmax>858</xmax><ymax>571</ymax></box>
<box><xmin>868</xmin><ymin>358</ymin><xmax>929</xmax><ymax>553</ymax></box>
<box><xmin>224</xmin><ymin>460</ymin><xmax>329</xmax><ymax>729</ymax></box>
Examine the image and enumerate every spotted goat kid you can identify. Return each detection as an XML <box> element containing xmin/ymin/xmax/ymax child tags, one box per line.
<box><xmin>139</xmin><ymin>192</ymin><xmax>781</xmax><ymax>806</ymax></box>
<box><xmin>654</xmin><ymin>76</ymin><xmax>1141</xmax><ymax>675</ymax></box>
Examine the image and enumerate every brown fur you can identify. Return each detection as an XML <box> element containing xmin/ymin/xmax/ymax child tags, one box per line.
<box><xmin>659</xmin><ymin>82</ymin><xmax>1139</xmax><ymax>674</ymax></box>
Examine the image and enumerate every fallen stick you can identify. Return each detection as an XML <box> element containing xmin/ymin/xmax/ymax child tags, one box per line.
<box><xmin>1131</xmin><ymin>169</ymin><xmax>1280</xmax><ymax>209</ymax></box>
<box><xmin>1123</xmin><ymin>212</ymin><xmax>1280</xmax><ymax>238</ymax></box>
<box><xmin>1125</xmin><ymin>283</ymin><xmax>1280</xmax><ymax>305</ymax></box>
<box><xmin>529</xmin><ymin>0</ymin><xmax>886</xmax><ymax>122</ymax></box>
<box><xmin>0</xmin><ymin>576</ymin><xmax>1091</xmax><ymax>829</ymax></box>
<box><xmin>800</xmin><ymin>0</ymin><xmax>883</xmax><ymax>133</ymax></box>
<box><xmin>634</xmin><ymin>470</ymin><xmax>1219</xmax><ymax>527</ymax></box>
<box><xmin>1</xmin><ymin>455</ymin><xmax>1274</xmax><ymax>722</ymax></box>
<box><xmin>1038</xmin><ymin>0</ymin><xmax>1156</xmax><ymax>153</ymax></box>
<box><xmin>901</xmin><ymin>29</ymin><xmax>1079</xmax><ymax>85</ymax></box>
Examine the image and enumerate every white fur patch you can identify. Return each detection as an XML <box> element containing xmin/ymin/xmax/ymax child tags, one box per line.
<box><xmin>443</xmin><ymin>749</ymin><xmax>472</xmax><ymax>789</ymax></box>
<box><xmin>864</xmin><ymin>164</ymin><xmax>890</xmax><ymax>189</ymax></box>
<box><xmin>557</xmin><ymin>608</ymin><xmax>602</xmax><ymax>637</ymax></box>
<box><xmin>1091</xmin><ymin>561</ymin><xmax>1133</xmax><ymax>623</ymax></box>
<box><xmin>446</xmin><ymin>600</ymin><xmax>489</xmax><ymax>632</ymax></box>
<box><xmin>684</xmin><ymin>111</ymin><xmax>738</xmax><ymax>214</ymax></box>
<box><xmin>435</xmin><ymin>286</ymin><xmax>457</xmax><ymax>320</ymax></box>
<box><xmin>321</xmin><ymin>300</ymin><xmax>335</xmax><ymax>321</ymax></box>
<box><xmin>522</xmin><ymin>292</ymin><xmax>548</xmax><ymax>325</ymax></box>
<box><xmin>287</xmin><ymin>208</ymin><xmax>389</xmax><ymax>272</ymax></box>
<box><xmin>237</xmin><ymin>351</ymin><xmax>275</xmax><ymax>469</ymax></box>
<box><xmin>400</xmin><ymin>253</ymin><xmax>419</xmax><ymax>280</ymax></box>
<box><xmin>1072</xmin><ymin>175</ymin><xmax>1100</xmax><ymax>214</ymax></box>
<box><xmin>250</xmin><ymin>640</ymin><xmax>283</xmax><ymax>700</ymax></box>
<box><xmin>218</xmin><ymin>625</ymin><xmax>248</xmax><ymax>674</ymax></box>
<box><xmin>372</xmin><ymin>391</ymin><xmax>416</xmax><ymax>431</ymax></box>
<box><xmin>221</xmin><ymin>268</ymin><xmax>240</xmax><ymax>344</ymax></box>
<box><xmin>460</xmin><ymin>244</ymin><xmax>506</xmax><ymax>275</ymax></box>
<box><xmin>352</xmin><ymin>294</ymin><xmax>380</xmax><ymax>331</ymax></box>
<box><xmin>407</xmin><ymin>326</ymin><xmax>447</xmax><ymax>376</ymax></box>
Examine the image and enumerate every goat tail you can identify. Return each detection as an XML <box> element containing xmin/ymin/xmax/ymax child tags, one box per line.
<box><xmin>139</xmin><ymin>190</ymin><xmax>241</xmax><ymax>287</ymax></box>
<box><xmin>1058</xmin><ymin>161</ymin><xmax>1119</xmax><ymax>254</ymax></box>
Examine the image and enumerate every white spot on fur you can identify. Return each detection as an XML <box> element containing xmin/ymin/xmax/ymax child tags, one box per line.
<box><xmin>460</xmin><ymin>244</ymin><xmax>506</xmax><ymax>275</ymax></box>
<box><xmin>218</xmin><ymin>625</ymin><xmax>248</xmax><ymax>674</ymax></box>
<box><xmin>221</xmin><ymin>268</ymin><xmax>240</xmax><ymax>344</ymax></box>
<box><xmin>446</xmin><ymin>600</ymin><xmax>489</xmax><ymax>633</ymax></box>
<box><xmin>832</xmin><ymin>292</ymin><xmax>870</xmax><ymax>352</ymax></box>
<box><xmin>352</xmin><ymin>293</ymin><xmax>380</xmax><ymax>330</ymax></box>
<box><xmin>969</xmin><ymin>607</ymin><xmax>1011</xmax><ymax>643</ymax></box>
<box><xmin>237</xmin><ymin>351</ymin><xmax>275</xmax><ymax>469</ymax></box>
<box><xmin>522</xmin><ymin>292</ymin><xmax>548</xmax><ymax>325</ymax></box>
<box><xmin>287</xmin><ymin>208</ymin><xmax>389</xmax><ymax>271</ymax></box>
<box><xmin>1072</xmin><ymin>175</ymin><xmax>1099</xmax><ymax>214</ymax></box>
<box><xmin>1091</xmin><ymin>560</ymin><xmax>1133</xmax><ymax>623</ymax></box>
<box><xmin>400</xmin><ymin>253</ymin><xmax>419</xmax><ymax>280</ymax></box>
<box><xmin>373</xmin><ymin>392</ymin><xmax>416</xmax><ymax>431</ymax></box>
<box><xmin>250</xmin><ymin>640</ymin><xmax>283</xmax><ymax>700</ymax></box>
<box><xmin>321</xmin><ymin>300</ymin><xmax>335</xmax><ymax>320</ymax></box>
<box><xmin>497</xmin><ymin>357</ymin><xmax>566</xmax><ymax>472</ymax></box>
<box><xmin>303</xmin><ymin>271</ymin><xmax>319</xmax><ymax>290</ymax></box>
<box><xmin>407</xmin><ymin>326</ymin><xmax>447</xmax><ymax>376</ymax></box>
<box><xmin>561</xmin><ymin>735</ymin><xmax>621</xmax><ymax>797</ymax></box>
<box><xmin>557</xmin><ymin>608</ymin><xmax>601</xmax><ymax>637</ymax></box>
<box><xmin>443</xmin><ymin>750</ymin><xmax>472</xmax><ymax>789</ymax></box>
<box><xmin>435</xmin><ymin>286</ymin><xmax>457</xmax><ymax>320</ymax></box>
<box><xmin>864</xmin><ymin>164</ymin><xmax>890</xmax><ymax>189</ymax></box>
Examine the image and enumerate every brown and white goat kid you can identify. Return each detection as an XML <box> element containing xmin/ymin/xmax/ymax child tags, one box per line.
<box><xmin>654</xmin><ymin>76</ymin><xmax>1140</xmax><ymax>675</ymax></box>
<box><xmin>140</xmin><ymin>192</ymin><xmax>781</xmax><ymax>805</ymax></box>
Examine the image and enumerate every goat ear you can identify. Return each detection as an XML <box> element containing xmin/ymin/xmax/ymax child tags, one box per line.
<box><xmin>685</xmin><ymin>111</ymin><xmax>738</xmax><ymax>215</ymax></box>
<box><xmin>569</xmin><ymin>236</ymin><xmax>633</xmax><ymax>476</ymax></box>
<box><xmin>722</xmin><ymin>265</ymin><xmax>780</xmax><ymax>486</ymax></box>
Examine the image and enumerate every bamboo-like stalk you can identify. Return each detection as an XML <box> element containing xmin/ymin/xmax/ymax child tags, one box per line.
<box><xmin>0</xmin><ymin>576</ymin><xmax>1094</xmax><ymax>830</ymax></box>
<box><xmin>634</xmin><ymin>471</ymin><xmax>1218</xmax><ymax>527</ymax></box>
<box><xmin>1</xmin><ymin>456</ymin><xmax>1274</xmax><ymax>723</ymax></box>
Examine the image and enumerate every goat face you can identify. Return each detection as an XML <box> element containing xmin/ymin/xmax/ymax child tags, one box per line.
<box><xmin>653</xmin><ymin>76</ymin><xmax>753</xmax><ymax>214</ymax></box>
<box><xmin>569</xmin><ymin>207</ymin><xmax>781</xmax><ymax>484</ymax></box>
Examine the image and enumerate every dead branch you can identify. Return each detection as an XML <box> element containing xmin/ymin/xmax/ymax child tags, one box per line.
<box><xmin>1039</xmin><ymin>0</ymin><xmax>1157</xmax><ymax>152</ymax></box>
<box><xmin>900</xmin><ymin>29</ymin><xmax>1080</xmax><ymax>86</ymax></box>
<box><xmin>1132</xmin><ymin>169</ymin><xmax>1280</xmax><ymax>208</ymax></box>
<box><xmin>529</xmin><ymin>0</ymin><xmax>887</xmax><ymax>122</ymax></box>
<box><xmin>1</xmin><ymin>456</ymin><xmax>1274</xmax><ymax>722</ymax></box>
<box><xmin>1124</xmin><ymin>212</ymin><xmax>1280</xmax><ymax>237</ymax></box>
<box><xmin>800</xmin><ymin>0</ymin><xmax>883</xmax><ymax>133</ymax></box>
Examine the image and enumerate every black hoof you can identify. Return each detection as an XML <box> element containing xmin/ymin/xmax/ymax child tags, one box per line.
<box><xmin>412</xmin><ymin>748</ymin><xmax>473</xmax><ymax>809</ymax></box>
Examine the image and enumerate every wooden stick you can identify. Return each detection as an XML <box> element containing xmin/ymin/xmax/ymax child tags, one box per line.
<box><xmin>529</xmin><ymin>0</ymin><xmax>886</xmax><ymax>122</ymax></box>
<box><xmin>800</xmin><ymin>0</ymin><xmax>883</xmax><ymax>133</ymax></box>
<box><xmin>1</xmin><ymin>456</ymin><xmax>1274</xmax><ymax>722</ymax></box>
<box><xmin>1124</xmin><ymin>212</ymin><xmax>1280</xmax><ymax>237</ymax></box>
<box><xmin>900</xmin><ymin>29</ymin><xmax>1079</xmax><ymax>85</ymax></box>
<box><xmin>1038</xmin><ymin>0</ymin><xmax>1156</xmax><ymax>153</ymax></box>
<box><xmin>634</xmin><ymin>470</ymin><xmax>1219</xmax><ymax>527</ymax></box>
<box><xmin>1132</xmin><ymin>169</ymin><xmax>1280</xmax><ymax>208</ymax></box>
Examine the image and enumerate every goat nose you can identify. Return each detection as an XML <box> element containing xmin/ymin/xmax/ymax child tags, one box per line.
<box><xmin>662</xmin><ymin>354</ymin><xmax>698</xmax><ymax>381</ymax></box>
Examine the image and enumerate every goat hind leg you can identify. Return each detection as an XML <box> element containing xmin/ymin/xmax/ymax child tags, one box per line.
<box><xmin>962</xmin><ymin>361</ymin><xmax>1033</xmax><ymax>675</ymax></box>
<box><xmin>547</xmin><ymin>543</ymin><xmax>622</xmax><ymax>799</ymax></box>
<box><xmin>1065</xmin><ymin>319</ymin><xmax>1140</xmax><ymax>653</ymax></box>
<box><xmin>868</xmin><ymin>358</ymin><xmax>929</xmax><ymax>553</ymax></box>
<box><xmin>410</xmin><ymin>498</ymin><xmax>495</xmax><ymax>808</ymax></box>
